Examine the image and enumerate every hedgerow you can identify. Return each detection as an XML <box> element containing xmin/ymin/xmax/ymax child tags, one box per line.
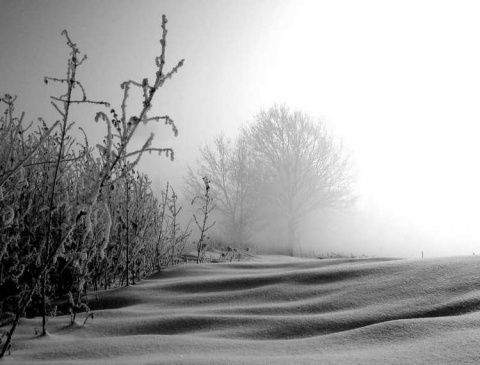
<box><xmin>0</xmin><ymin>14</ymin><xmax>186</xmax><ymax>357</ymax></box>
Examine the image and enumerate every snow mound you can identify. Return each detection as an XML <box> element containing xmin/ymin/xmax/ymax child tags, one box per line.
<box><xmin>6</xmin><ymin>255</ymin><xmax>480</xmax><ymax>364</ymax></box>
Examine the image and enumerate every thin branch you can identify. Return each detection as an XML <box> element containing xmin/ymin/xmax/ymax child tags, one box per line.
<box><xmin>50</xmin><ymin>101</ymin><xmax>65</xmax><ymax>117</ymax></box>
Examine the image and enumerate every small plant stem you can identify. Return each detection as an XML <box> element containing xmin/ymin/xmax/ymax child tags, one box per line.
<box><xmin>125</xmin><ymin>173</ymin><xmax>130</xmax><ymax>286</ymax></box>
<box><xmin>156</xmin><ymin>182</ymin><xmax>169</xmax><ymax>271</ymax></box>
<box><xmin>42</xmin><ymin>49</ymin><xmax>77</xmax><ymax>336</ymax></box>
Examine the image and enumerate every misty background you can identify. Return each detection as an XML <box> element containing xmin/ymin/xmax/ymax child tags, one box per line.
<box><xmin>2</xmin><ymin>0</ymin><xmax>480</xmax><ymax>258</ymax></box>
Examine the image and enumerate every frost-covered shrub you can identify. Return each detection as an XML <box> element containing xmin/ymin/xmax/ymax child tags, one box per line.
<box><xmin>0</xmin><ymin>14</ymin><xmax>185</xmax><ymax>358</ymax></box>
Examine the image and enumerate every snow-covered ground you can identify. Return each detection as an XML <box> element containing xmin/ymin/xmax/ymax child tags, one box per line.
<box><xmin>5</xmin><ymin>255</ymin><xmax>480</xmax><ymax>364</ymax></box>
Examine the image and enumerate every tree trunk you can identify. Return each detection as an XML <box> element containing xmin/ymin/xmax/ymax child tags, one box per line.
<box><xmin>287</xmin><ymin>217</ymin><xmax>295</xmax><ymax>256</ymax></box>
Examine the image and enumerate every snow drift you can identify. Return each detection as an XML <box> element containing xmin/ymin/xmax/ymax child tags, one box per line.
<box><xmin>5</xmin><ymin>255</ymin><xmax>480</xmax><ymax>364</ymax></box>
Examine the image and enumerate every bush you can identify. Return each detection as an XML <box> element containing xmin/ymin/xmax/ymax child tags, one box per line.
<box><xmin>0</xmin><ymin>14</ymin><xmax>185</xmax><ymax>357</ymax></box>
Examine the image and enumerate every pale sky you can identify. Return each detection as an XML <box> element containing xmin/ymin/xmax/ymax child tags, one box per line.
<box><xmin>2</xmin><ymin>0</ymin><xmax>480</xmax><ymax>257</ymax></box>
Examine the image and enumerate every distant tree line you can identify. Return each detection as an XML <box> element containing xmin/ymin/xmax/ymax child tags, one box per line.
<box><xmin>186</xmin><ymin>104</ymin><xmax>355</xmax><ymax>256</ymax></box>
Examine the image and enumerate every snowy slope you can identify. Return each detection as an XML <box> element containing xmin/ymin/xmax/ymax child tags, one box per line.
<box><xmin>5</xmin><ymin>255</ymin><xmax>480</xmax><ymax>364</ymax></box>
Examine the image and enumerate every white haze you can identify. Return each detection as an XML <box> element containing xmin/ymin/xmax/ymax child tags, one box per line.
<box><xmin>2</xmin><ymin>0</ymin><xmax>480</xmax><ymax>258</ymax></box>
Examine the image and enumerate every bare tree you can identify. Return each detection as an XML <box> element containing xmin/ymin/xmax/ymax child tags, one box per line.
<box><xmin>185</xmin><ymin>134</ymin><xmax>258</xmax><ymax>247</ymax></box>
<box><xmin>243</xmin><ymin>105</ymin><xmax>354</xmax><ymax>256</ymax></box>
